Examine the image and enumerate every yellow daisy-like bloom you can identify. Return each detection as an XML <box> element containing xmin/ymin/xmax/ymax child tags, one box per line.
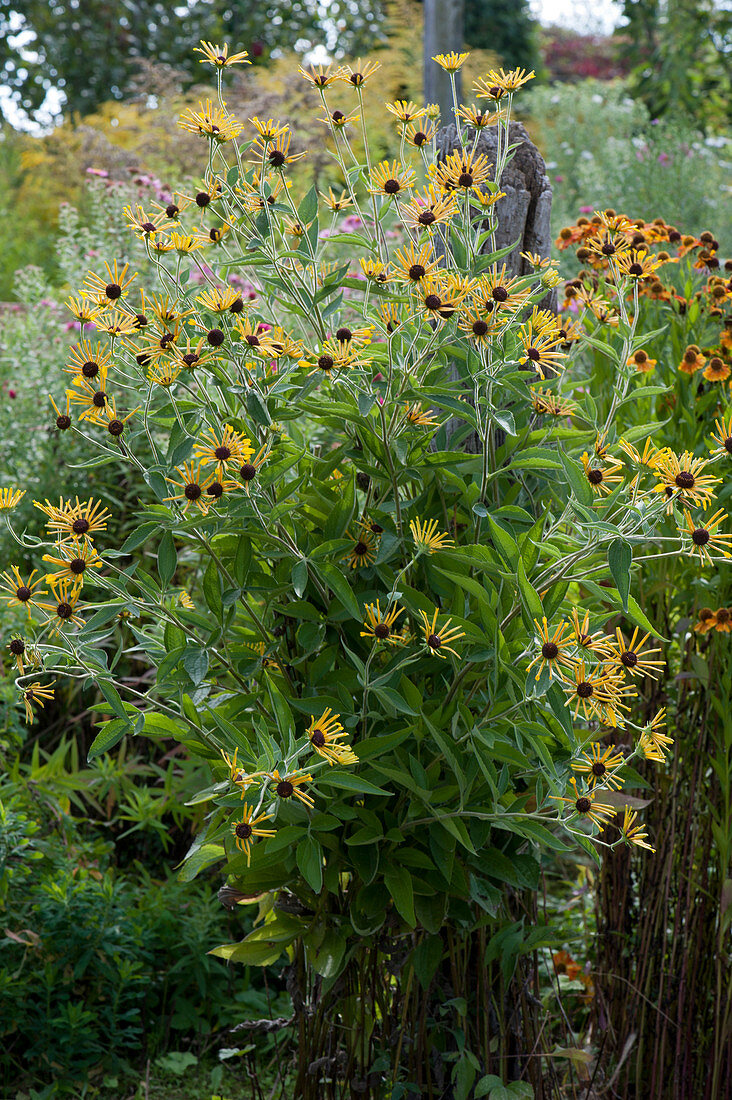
<box><xmin>552</xmin><ymin>776</ymin><xmax>615</xmax><ymax>831</ymax></box>
<box><xmin>694</xmin><ymin>606</ymin><xmax>717</xmax><ymax>633</ymax></box>
<box><xmin>652</xmin><ymin>449</ymin><xmax>720</xmax><ymax>511</ymax></box>
<box><xmin>403</xmin><ymin>401</ymin><xmax>439</xmax><ymax>427</ymax></box>
<box><xmin>368</xmin><ymin>160</ymin><xmax>417</xmax><ymax>198</ymax></box>
<box><xmin>345</xmin><ymin>526</ymin><xmax>377</xmax><ymax>570</ymax></box>
<box><xmin>6</xmin><ymin>635</ymin><xmax>28</xmax><ymax>674</ymax></box>
<box><xmin>518</xmin><ymin>323</ymin><xmax>567</xmax><ymax>379</ymax></box>
<box><xmin>703</xmin><ymin>355</ymin><xmax>731</xmax><ymax>383</ymax></box>
<box><xmin>607</xmin><ymin>627</ymin><xmax>664</xmax><ymax>681</ymax></box>
<box><xmin>167</xmin><ymin>232</ymin><xmax>205</xmax><ymax>256</ymax></box>
<box><xmin>359</xmin><ymin>258</ymin><xmax>390</xmax><ymax>284</ymax></box>
<box><xmin>95</xmin><ymin>310</ymin><xmax>140</xmax><ymax>339</ymax></box>
<box><xmin>231</xmin><ymin>806</ymin><xmax>276</xmax><ymax>867</ymax></box>
<box><xmin>402</xmin><ymin>184</ymin><xmax>458</xmax><ymax>232</ymax></box>
<box><xmin>473</xmin><ymin>265</ymin><xmax>531</xmax><ymax>315</ymax></box>
<box><xmin>410</xmin><ymin>517</ymin><xmax>453</xmax><ymax>554</ymax></box>
<box><xmin>178</xmin><ymin>100</ymin><xmax>243</xmax><ymax>142</ymax></box>
<box><xmin>475</xmin><ymin>67</ymin><xmax>535</xmax><ymax>95</ymax></box>
<box><xmin>456</xmin><ymin>103</ymin><xmax>503</xmax><ymax>129</ymax></box>
<box><xmin>336</xmin><ymin>59</ymin><xmax>381</xmax><ymax>87</ymax></box>
<box><xmin>122</xmin><ymin>204</ymin><xmax>166</xmax><ymax>239</ymax></box>
<box><xmin>580</xmin><ymin>452</ymin><xmax>624</xmax><ymax>496</ymax></box>
<box><xmin>680</xmin><ymin>508</ymin><xmax>732</xmax><ymax>565</ymax></box>
<box><xmin>238</xmin><ymin>445</ymin><xmax>270</xmax><ymax>497</ymax></box>
<box><xmin>252</xmin><ymin>130</ymin><xmax>306</xmax><ymax>170</ymax></box>
<box><xmin>193</xmin><ymin>425</ymin><xmax>254</xmax><ymax>477</ymax></box>
<box><xmin>385</xmin><ymin>100</ymin><xmax>427</xmax><ymax>124</ymax></box>
<box><xmin>432</xmin><ymin>149</ymin><xmax>493</xmax><ymax>193</ymax></box>
<box><xmin>392</xmin><ymin>242</ymin><xmax>443</xmax><ymax>285</ymax></box>
<box><xmin>67</xmin><ymin>367</ymin><xmax>111</xmax><ymax>424</ymax></box>
<box><xmin>615</xmin><ymin>249</ymin><xmax>664</xmax><ymax>280</ymax></box>
<box><xmin>178</xmin><ymin>591</ymin><xmax>195</xmax><ymax>610</ymax></box>
<box><xmin>21</xmin><ymin>680</ymin><xmax>56</xmax><ymax>725</ymax></box>
<box><xmin>0</xmin><ymin>488</ymin><xmax>25</xmax><ymax>512</ymax></box>
<box><xmin>298</xmin><ymin>63</ymin><xmax>339</xmax><ymax>87</ymax></box>
<box><xmin>83</xmin><ymin>260</ymin><xmax>137</xmax><ymax>305</ymax></box>
<box><xmin>568</xmin><ymin>608</ymin><xmax>613</xmax><ymax>657</ymax></box>
<box><xmin>419</xmin><ymin>607</ymin><xmax>465</xmax><ymax>660</ymax></box>
<box><xmin>307</xmin><ymin>709</ymin><xmax>358</xmax><ymax>766</ymax></box>
<box><xmin>197</xmin><ymin>285</ymin><xmax>245</xmax><ymax>315</ymax></box>
<box><xmin>63</xmin><ymin>339</ymin><xmax>113</xmax><ymax>383</ymax></box>
<box><xmin>235</xmin><ymin>317</ymin><xmax>278</xmax><ymax>357</ymax></box>
<box><xmin>300</xmin><ymin>341</ymin><xmax>365</xmax><ymax>378</ymax></box>
<box><xmin>531</xmin><ymin>388</ymin><xmax>577</xmax><ymax>417</ymax></box>
<box><xmin>627</xmin><ymin>349</ymin><xmax>657</xmax><ymax>373</ymax></box>
<box><xmin>637</xmin><ymin>730</ymin><xmax>669</xmax><ymax>763</ymax></box>
<box><xmin>360</xmin><ymin>601</ymin><xmax>405</xmax><ymax>646</ymax></box>
<box><xmin>147</xmin><ymin>360</ymin><xmax>183</xmax><ymax>389</ymax></box>
<box><xmin>268</xmin><ymin>769</ymin><xmax>315</xmax><ymax>809</ymax></box>
<box><xmin>250</xmin><ymin>116</ymin><xmax>289</xmax><ymax>142</ymax></box>
<box><xmin>526</xmin><ymin>617</ymin><xmax>577</xmax><ymax>681</ymax></box>
<box><xmin>405</xmin><ymin>120</ymin><xmax>436</xmax><ymax>148</ymax></box>
<box><xmin>571</xmin><ymin>743</ymin><xmax>625</xmax><ymax>790</ymax></box>
<box><xmin>65</xmin><ymin>296</ymin><xmax>102</xmax><ymax>325</ymax></box>
<box><xmin>34</xmin><ymin>497</ymin><xmax>110</xmax><ymax>544</ymax></box>
<box><xmin>164</xmin><ymin>461</ymin><xmax>218</xmax><ymax>514</ymax></box>
<box><xmin>637</xmin><ymin>709</ymin><xmax>673</xmax><ymax>757</ymax></box>
<box><xmin>194</xmin><ymin>41</ymin><xmax>250</xmax><ymax>67</ymax></box>
<box><xmin>417</xmin><ymin>276</ymin><xmax>469</xmax><ymax>321</ymax></box>
<box><xmin>221</xmin><ymin>748</ymin><xmax>262</xmax><ymax>789</ymax></box>
<box><xmin>37</xmin><ymin>579</ymin><xmax>85</xmax><ymax>632</ymax></box>
<box><xmin>709</xmin><ymin>413</ymin><xmax>732</xmax><ymax>457</ymax></box>
<box><xmin>0</xmin><ymin>567</ymin><xmax>47</xmax><ymax>617</ymax></box>
<box><xmin>320</xmin><ymin>187</ymin><xmax>353</xmax><ymax>212</ymax></box>
<box><xmin>562</xmin><ymin>661</ymin><xmax>631</xmax><ymax>726</ymax></box>
<box><xmin>432</xmin><ymin>51</ymin><xmax>469</xmax><ymax>72</ymax></box>
<box><xmin>42</xmin><ymin>541</ymin><xmax>102</xmax><ymax>586</ymax></box>
<box><xmin>618</xmin><ymin>806</ymin><xmax>655</xmax><ymax>852</ymax></box>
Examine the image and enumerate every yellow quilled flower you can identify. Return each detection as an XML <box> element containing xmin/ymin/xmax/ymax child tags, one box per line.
<box><xmin>652</xmin><ymin>449</ymin><xmax>719</xmax><ymax>511</ymax></box>
<box><xmin>336</xmin><ymin>59</ymin><xmax>381</xmax><ymax>87</ymax></box>
<box><xmin>709</xmin><ymin>413</ymin><xmax>732</xmax><ymax>457</ymax></box>
<box><xmin>637</xmin><ymin>730</ymin><xmax>668</xmax><ymax>763</ymax></box>
<box><xmin>530</xmin><ymin>388</ymin><xmax>577</xmax><ymax>417</ymax></box>
<box><xmin>405</xmin><ymin>120</ymin><xmax>436</xmax><ymax>148</ymax></box>
<box><xmin>431</xmin><ymin>51</ymin><xmax>469</xmax><ymax>72</ymax></box>
<box><xmin>34</xmin><ymin>497</ymin><xmax>110</xmax><ymax>543</ymax></box>
<box><xmin>194</xmin><ymin>41</ymin><xmax>250</xmax><ymax>67</ymax></box>
<box><xmin>236</xmin><ymin>317</ymin><xmax>278</xmax><ymax>358</ymax></box>
<box><xmin>615</xmin><ymin>249</ymin><xmax>664</xmax><ymax>280</ymax></box>
<box><xmin>562</xmin><ymin>661</ymin><xmax>631</xmax><ymax>726</ymax></box>
<box><xmin>0</xmin><ymin>488</ymin><xmax>25</xmax><ymax>512</ymax></box>
<box><xmin>568</xmin><ymin>608</ymin><xmax>613</xmax><ymax>657</ymax></box>
<box><xmin>385</xmin><ymin>100</ymin><xmax>427</xmax><ymax>124</ymax></box>
<box><xmin>122</xmin><ymin>203</ymin><xmax>166</xmax><ymax>238</ymax></box>
<box><xmin>231</xmin><ymin>806</ymin><xmax>276</xmax><ymax>866</ymax></box>
<box><xmin>410</xmin><ymin>517</ymin><xmax>453</xmax><ymax>554</ymax></box>
<box><xmin>83</xmin><ymin>260</ymin><xmax>137</xmax><ymax>305</ymax></box>
<box><xmin>197</xmin><ymin>285</ymin><xmax>245</xmax><ymax>314</ymax></box>
<box><xmin>474</xmin><ymin>67</ymin><xmax>535</xmax><ymax>95</ymax></box>
<box><xmin>6</xmin><ymin>635</ymin><xmax>27</xmax><ymax>674</ymax></box>
<box><xmin>250</xmin><ymin>116</ymin><xmax>289</xmax><ymax>142</ymax></box>
<box><xmin>419</xmin><ymin>607</ymin><xmax>465</xmax><ymax>660</ymax></box>
<box><xmin>193</xmin><ymin>425</ymin><xmax>254</xmax><ymax>477</ymax></box>
<box><xmin>607</xmin><ymin>627</ymin><xmax>664</xmax><ymax>681</ymax></box>
<box><xmin>178</xmin><ymin>100</ymin><xmax>243</xmax><ymax>142</ymax></box>
<box><xmin>268</xmin><ymin>769</ymin><xmax>315</xmax><ymax>808</ymax></box>
<box><xmin>360</xmin><ymin>601</ymin><xmax>405</xmax><ymax>646</ymax></box>
<box><xmin>456</xmin><ymin>103</ymin><xmax>503</xmax><ymax>128</ymax></box>
<box><xmin>239</xmin><ymin>445</ymin><xmax>270</xmax><ymax>496</ymax></box>
<box><xmin>473</xmin><ymin>266</ymin><xmax>531</xmax><ymax>315</ymax></box>
<box><xmin>571</xmin><ymin>743</ymin><xmax>625</xmax><ymax>790</ymax></box>
<box><xmin>65</xmin><ymin>295</ymin><xmax>102</xmax><ymax>324</ymax></box>
<box><xmin>526</xmin><ymin>617</ymin><xmax>577</xmax><ymax>680</ymax></box>
<box><xmin>402</xmin><ymin>184</ymin><xmax>458</xmax><ymax>232</ymax></box>
<box><xmin>0</xmin><ymin>567</ymin><xmax>46</xmax><ymax>617</ymax></box>
<box><xmin>360</xmin><ymin>258</ymin><xmax>390</xmax><ymax>283</ymax></box>
<box><xmin>680</xmin><ymin>508</ymin><xmax>732</xmax><ymax>564</ymax></box>
<box><xmin>221</xmin><ymin>748</ymin><xmax>262</xmax><ymax>789</ymax></box>
<box><xmin>392</xmin><ymin>242</ymin><xmax>443</xmax><ymax>284</ymax></box>
<box><xmin>618</xmin><ymin>806</ymin><xmax>655</xmax><ymax>851</ymax></box>
<box><xmin>433</xmin><ymin>149</ymin><xmax>493</xmax><ymax>193</ymax></box>
<box><xmin>37</xmin><ymin>578</ymin><xmax>85</xmax><ymax>631</ymax></box>
<box><xmin>63</xmin><ymin>340</ymin><xmax>114</xmax><ymax>384</ymax></box>
<box><xmin>165</xmin><ymin>462</ymin><xmax>220</xmax><ymax>514</ymax></box>
<box><xmin>368</xmin><ymin>160</ymin><xmax>417</xmax><ymax>198</ymax></box>
<box><xmin>458</xmin><ymin>307</ymin><xmax>498</xmax><ymax>344</ymax></box>
<box><xmin>42</xmin><ymin>541</ymin><xmax>102</xmax><ymax>586</ymax></box>
<box><xmin>330</xmin><ymin>324</ymin><xmax>373</xmax><ymax>350</ymax></box>
<box><xmin>552</xmin><ymin>776</ymin><xmax>615</xmax><ymax>831</ymax></box>
<box><xmin>417</xmin><ymin>276</ymin><xmax>469</xmax><ymax>321</ymax></box>
<box><xmin>307</xmin><ymin>708</ymin><xmax>358</xmax><ymax>766</ymax></box>
<box><xmin>581</xmin><ymin>452</ymin><xmax>624</xmax><ymax>495</ymax></box>
<box><xmin>345</xmin><ymin>526</ymin><xmax>377</xmax><ymax>569</ymax></box>
<box><xmin>252</xmin><ymin>130</ymin><xmax>306</xmax><ymax>170</ymax></box>
<box><xmin>403</xmin><ymin>401</ymin><xmax>439</xmax><ymax>427</ymax></box>
<box><xmin>21</xmin><ymin>680</ymin><xmax>56</xmax><ymax>725</ymax></box>
<box><xmin>298</xmin><ymin>63</ymin><xmax>339</xmax><ymax>87</ymax></box>
<box><xmin>320</xmin><ymin>187</ymin><xmax>353</xmax><ymax>212</ymax></box>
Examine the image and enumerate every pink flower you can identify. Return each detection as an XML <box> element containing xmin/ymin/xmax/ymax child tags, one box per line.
<box><xmin>658</xmin><ymin>152</ymin><xmax>669</xmax><ymax>164</ymax></box>
<box><xmin>86</xmin><ymin>167</ymin><xmax>109</xmax><ymax>178</ymax></box>
<box><xmin>8</xmin><ymin>389</ymin><xmax>16</xmax><ymax>398</ymax></box>
<box><xmin>554</xmin><ymin>175</ymin><xmax>564</xmax><ymax>182</ymax></box>
<box><xmin>579</xmin><ymin>205</ymin><xmax>593</xmax><ymax>214</ymax></box>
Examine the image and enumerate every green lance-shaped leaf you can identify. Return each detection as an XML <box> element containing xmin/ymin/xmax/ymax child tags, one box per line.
<box><xmin>608</xmin><ymin>538</ymin><xmax>632</xmax><ymax>612</ymax></box>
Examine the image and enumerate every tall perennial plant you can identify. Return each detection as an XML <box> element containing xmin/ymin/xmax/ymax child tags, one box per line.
<box><xmin>0</xmin><ymin>46</ymin><xmax>705</xmax><ymax>1097</ymax></box>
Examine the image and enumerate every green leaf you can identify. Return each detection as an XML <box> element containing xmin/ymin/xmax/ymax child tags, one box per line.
<box><xmin>296</xmin><ymin>836</ymin><xmax>323</xmax><ymax>893</ymax></box>
<box><xmin>316</xmin><ymin>561</ymin><xmax>361</xmax><ymax>620</ymax></box>
<box><xmin>298</xmin><ymin>184</ymin><xmax>319</xmax><ymax>224</ymax></box>
<box><xmin>411</xmin><ymin>935</ymin><xmax>443</xmax><ymax>990</ymax></box>
<box><xmin>559</xmin><ymin>451</ymin><xmax>594</xmax><ymax>506</ymax></box>
<box><xmin>608</xmin><ymin>538</ymin><xmax>632</xmax><ymax>612</ymax></box>
<box><xmin>486</xmin><ymin>515</ymin><xmax>519</xmax><ymax>569</ymax></box>
<box><xmin>292</xmin><ymin>558</ymin><xmax>308</xmax><ymax>598</ymax></box>
<box><xmin>120</xmin><ymin>523</ymin><xmax>159</xmax><ymax>554</ymax></box>
<box><xmin>517</xmin><ymin>559</ymin><xmax>543</xmax><ymax>620</ymax></box>
<box><xmin>183</xmin><ymin>647</ymin><xmax>209</xmax><ymax>685</ymax></box>
<box><xmin>87</xmin><ymin>718</ymin><xmax>128</xmax><ymax>760</ymax></box>
<box><xmin>203</xmin><ymin>558</ymin><xmax>223</xmax><ymax>616</ymax></box>
<box><xmin>157</xmin><ymin>531</ymin><xmax>177</xmax><ymax>587</ymax></box>
<box><xmin>319</xmin><ymin>772</ymin><xmax>392</xmax><ymax>797</ymax></box>
<box><xmin>384</xmin><ymin>865</ymin><xmax>416</xmax><ymax>927</ymax></box>
<box><xmin>246</xmin><ymin>389</ymin><xmax>271</xmax><ymax>426</ymax></box>
<box><xmin>581</xmin><ymin>579</ymin><xmax>665</xmax><ymax>640</ymax></box>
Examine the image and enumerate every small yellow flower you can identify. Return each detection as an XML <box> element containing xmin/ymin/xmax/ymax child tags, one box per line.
<box><xmin>298</xmin><ymin>64</ymin><xmax>339</xmax><ymax>87</ymax></box>
<box><xmin>432</xmin><ymin>51</ymin><xmax>469</xmax><ymax>72</ymax></box>
<box><xmin>0</xmin><ymin>567</ymin><xmax>47</xmax><ymax>617</ymax></box>
<box><xmin>268</xmin><ymin>769</ymin><xmax>315</xmax><ymax>808</ymax></box>
<box><xmin>37</xmin><ymin>579</ymin><xmax>85</xmax><ymax>631</ymax></box>
<box><xmin>607</xmin><ymin>627</ymin><xmax>664</xmax><ymax>681</ymax></box>
<box><xmin>403</xmin><ymin>402</ymin><xmax>439</xmax><ymax>427</ymax></box>
<box><xmin>680</xmin><ymin>508</ymin><xmax>732</xmax><ymax>565</ymax></box>
<box><xmin>194</xmin><ymin>41</ymin><xmax>250</xmax><ymax>67</ymax></box>
<box><xmin>83</xmin><ymin>260</ymin><xmax>137</xmax><ymax>305</ymax></box>
<box><xmin>526</xmin><ymin>617</ymin><xmax>577</xmax><ymax>681</ymax></box>
<box><xmin>418</xmin><ymin>607</ymin><xmax>465</xmax><ymax>660</ymax></box>
<box><xmin>34</xmin><ymin>497</ymin><xmax>110</xmax><ymax>543</ymax></box>
<box><xmin>164</xmin><ymin>462</ymin><xmax>218</xmax><ymax>514</ymax></box>
<box><xmin>369</xmin><ymin>160</ymin><xmax>417</xmax><ymax>198</ymax></box>
<box><xmin>249</xmin><ymin>117</ymin><xmax>289</xmax><ymax>142</ymax></box>
<box><xmin>307</xmin><ymin>709</ymin><xmax>358</xmax><ymax>766</ymax></box>
<box><xmin>474</xmin><ymin>68</ymin><xmax>535</xmax><ymax>96</ymax></box>
<box><xmin>42</xmin><ymin>541</ymin><xmax>102</xmax><ymax>587</ymax></box>
<box><xmin>178</xmin><ymin>100</ymin><xmax>243</xmax><ymax>141</ymax></box>
<box><xmin>571</xmin><ymin>743</ymin><xmax>625</xmax><ymax>790</ymax></box>
<box><xmin>360</xmin><ymin>601</ymin><xmax>405</xmax><ymax>646</ymax></box>
<box><xmin>320</xmin><ymin>187</ymin><xmax>353</xmax><ymax>212</ymax></box>
<box><xmin>552</xmin><ymin>776</ymin><xmax>615</xmax><ymax>831</ymax></box>
<box><xmin>0</xmin><ymin>488</ymin><xmax>25</xmax><ymax>512</ymax></box>
<box><xmin>385</xmin><ymin>100</ymin><xmax>427</xmax><ymax>124</ymax></box>
<box><xmin>231</xmin><ymin>806</ymin><xmax>276</xmax><ymax>866</ymax></box>
<box><xmin>345</xmin><ymin>526</ymin><xmax>377</xmax><ymax>570</ymax></box>
<box><xmin>336</xmin><ymin>59</ymin><xmax>381</xmax><ymax>87</ymax></box>
<box><xmin>410</xmin><ymin>517</ymin><xmax>453</xmax><ymax>554</ymax></box>
<box><xmin>21</xmin><ymin>680</ymin><xmax>56</xmax><ymax>725</ymax></box>
<box><xmin>618</xmin><ymin>806</ymin><xmax>655</xmax><ymax>851</ymax></box>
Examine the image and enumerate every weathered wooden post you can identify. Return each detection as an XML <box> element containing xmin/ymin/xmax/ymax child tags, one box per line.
<box><xmin>423</xmin><ymin>0</ymin><xmax>465</xmax><ymax>119</ymax></box>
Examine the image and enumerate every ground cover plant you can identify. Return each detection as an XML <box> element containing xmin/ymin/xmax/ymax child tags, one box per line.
<box><xmin>2</xmin><ymin>39</ymin><xmax>729</xmax><ymax>1099</ymax></box>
